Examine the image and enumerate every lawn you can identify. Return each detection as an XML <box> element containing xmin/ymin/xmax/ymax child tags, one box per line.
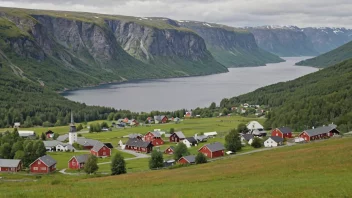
<box><xmin>0</xmin><ymin>138</ymin><xmax>351</xmax><ymax>197</ymax></box>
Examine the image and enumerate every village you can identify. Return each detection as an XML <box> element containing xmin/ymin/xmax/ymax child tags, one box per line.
<box><xmin>0</xmin><ymin>110</ymin><xmax>342</xmax><ymax>175</ymax></box>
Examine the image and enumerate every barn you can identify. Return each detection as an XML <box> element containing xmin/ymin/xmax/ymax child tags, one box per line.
<box><xmin>0</xmin><ymin>159</ymin><xmax>22</xmax><ymax>172</ymax></box>
<box><xmin>271</xmin><ymin>127</ymin><xmax>293</xmax><ymax>138</ymax></box>
<box><xmin>178</xmin><ymin>155</ymin><xmax>196</xmax><ymax>164</ymax></box>
<box><xmin>144</xmin><ymin>131</ymin><xmax>164</xmax><ymax>146</ymax></box>
<box><xmin>198</xmin><ymin>142</ymin><xmax>225</xmax><ymax>158</ymax></box>
<box><xmin>300</xmin><ymin>124</ymin><xmax>340</xmax><ymax>142</ymax></box>
<box><xmin>90</xmin><ymin>142</ymin><xmax>111</xmax><ymax>157</ymax></box>
<box><xmin>125</xmin><ymin>138</ymin><xmax>153</xmax><ymax>153</ymax></box>
<box><xmin>30</xmin><ymin>155</ymin><xmax>57</xmax><ymax>174</ymax></box>
<box><xmin>68</xmin><ymin>154</ymin><xmax>89</xmax><ymax>170</ymax></box>
<box><xmin>169</xmin><ymin>131</ymin><xmax>186</xmax><ymax>143</ymax></box>
<box><xmin>164</xmin><ymin>146</ymin><xmax>175</xmax><ymax>155</ymax></box>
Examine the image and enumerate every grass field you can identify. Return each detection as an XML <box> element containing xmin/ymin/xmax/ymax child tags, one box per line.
<box><xmin>0</xmin><ymin>138</ymin><xmax>351</xmax><ymax>197</ymax></box>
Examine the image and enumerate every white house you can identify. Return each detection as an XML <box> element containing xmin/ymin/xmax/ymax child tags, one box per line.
<box><xmin>264</xmin><ymin>136</ymin><xmax>284</xmax><ymax>148</ymax></box>
<box><xmin>43</xmin><ymin>141</ymin><xmax>75</xmax><ymax>152</ymax></box>
<box><xmin>182</xmin><ymin>137</ymin><xmax>198</xmax><ymax>148</ymax></box>
<box><xmin>204</xmin><ymin>132</ymin><xmax>218</xmax><ymax>138</ymax></box>
<box><xmin>18</xmin><ymin>131</ymin><xmax>36</xmax><ymax>139</ymax></box>
<box><xmin>13</xmin><ymin>122</ymin><xmax>21</xmax><ymax>128</ymax></box>
<box><xmin>247</xmin><ymin>121</ymin><xmax>264</xmax><ymax>131</ymax></box>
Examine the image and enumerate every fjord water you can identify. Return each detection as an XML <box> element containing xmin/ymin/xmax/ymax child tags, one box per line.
<box><xmin>62</xmin><ymin>57</ymin><xmax>318</xmax><ymax>112</ymax></box>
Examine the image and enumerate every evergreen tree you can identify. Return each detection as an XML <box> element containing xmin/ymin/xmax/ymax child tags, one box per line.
<box><xmin>41</xmin><ymin>133</ymin><xmax>46</xmax><ymax>140</ymax></box>
<box><xmin>53</xmin><ymin>133</ymin><xmax>59</xmax><ymax>140</ymax></box>
<box><xmin>170</xmin><ymin>128</ymin><xmax>175</xmax><ymax>134</ymax></box>
<box><xmin>84</xmin><ymin>155</ymin><xmax>99</xmax><ymax>174</ymax></box>
<box><xmin>0</xmin><ymin>143</ymin><xmax>12</xmax><ymax>159</ymax></box>
<box><xmin>149</xmin><ymin>150</ymin><xmax>164</xmax><ymax>169</ymax></box>
<box><xmin>251</xmin><ymin>137</ymin><xmax>262</xmax><ymax>148</ymax></box>
<box><xmin>35</xmin><ymin>141</ymin><xmax>46</xmax><ymax>157</ymax></box>
<box><xmin>111</xmin><ymin>153</ymin><xmax>126</xmax><ymax>175</ymax></box>
<box><xmin>173</xmin><ymin>143</ymin><xmax>189</xmax><ymax>160</ymax></box>
<box><xmin>225</xmin><ymin>129</ymin><xmax>242</xmax><ymax>153</ymax></box>
<box><xmin>195</xmin><ymin>152</ymin><xmax>207</xmax><ymax>164</ymax></box>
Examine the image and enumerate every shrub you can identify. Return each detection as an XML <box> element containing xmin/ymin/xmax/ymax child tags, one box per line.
<box><xmin>251</xmin><ymin>137</ymin><xmax>262</xmax><ymax>148</ymax></box>
<box><xmin>195</xmin><ymin>152</ymin><xmax>207</xmax><ymax>164</ymax></box>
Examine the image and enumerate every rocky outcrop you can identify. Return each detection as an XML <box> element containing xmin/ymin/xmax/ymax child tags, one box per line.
<box><xmin>179</xmin><ymin>21</ymin><xmax>284</xmax><ymax>67</ymax></box>
<box><xmin>0</xmin><ymin>8</ymin><xmax>227</xmax><ymax>90</ymax></box>
<box><xmin>247</xmin><ymin>26</ymin><xmax>319</xmax><ymax>57</ymax></box>
<box><xmin>302</xmin><ymin>27</ymin><xmax>352</xmax><ymax>54</ymax></box>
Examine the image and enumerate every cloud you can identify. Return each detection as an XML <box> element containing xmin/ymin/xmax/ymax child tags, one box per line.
<box><xmin>1</xmin><ymin>0</ymin><xmax>352</xmax><ymax>28</ymax></box>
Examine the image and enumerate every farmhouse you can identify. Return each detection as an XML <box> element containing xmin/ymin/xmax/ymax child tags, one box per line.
<box><xmin>90</xmin><ymin>142</ymin><xmax>111</xmax><ymax>157</ymax></box>
<box><xmin>125</xmin><ymin>138</ymin><xmax>153</xmax><ymax>153</ymax></box>
<box><xmin>164</xmin><ymin>146</ymin><xmax>175</xmax><ymax>155</ymax></box>
<box><xmin>247</xmin><ymin>121</ymin><xmax>264</xmax><ymax>131</ymax></box>
<box><xmin>76</xmin><ymin>138</ymin><xmax>100</xmax><ymax>150</ymax></box>
<box><xmin>178</xmin><ymin>155</ymin><xmax>196</xmax><ymax>164</ymax></box>
<box><xmin>43</xmin><ymin>141</ymin><xmax>75</xmax><ymax>152</ymax></box>
<box><xmin>241</xmin><ymin>134</ymin><xmax>254</xmax><ymax>145</ymax></box>
<box><xmin>271</xmin><ymin>127</ymin><xmax>293</xmax><ymax>138</ymax></box>
<box><xmin>182</xmin><ymin>137</ymin><xmax>198</xmax><ymax>148</ymax></box>
<box><xmin>300</xmin><ymin>124</ymin><xmax>340</xmax><ymax>142</ymax></box>
<box><xmin>154</xmin><ymin>115</ymin><xmax>168</xmax><ymax>124</ymax></box>
<box><xmin>144</xmin><ymin>131</ymin><xmax>164</xmax><ymax>146</ymax></box>
<box><xmin>0</xmin><ymin>159</ymin><xmax>22</xmax><ymax>172</ymax></box>
<box><xmin>30</xmin><ymin>155</ymin><xmax>57</xmax><ymax>174</ymax></box>
<box><xmin>264</xmin><ymin>136</ymin><xmax>284</xmax><ymax>147</ymax></box>
<box><xmin>68</xmin><ymin>154</ymin><xmax>89</xmax><ymax>170</ymax></box>
<box><xmin>198</xmin><ymin>142</ymin><xmax>225</xmax><ymax>158</ymax></box>
<box><xmin>170</xmin><ymin>131</ymin><xmax>186</xmax><ymax>143</ymax></box>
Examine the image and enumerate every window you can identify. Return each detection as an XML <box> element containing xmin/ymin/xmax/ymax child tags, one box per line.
<box><xmin>103</xmin><ymin>147</ymin><xmax>105</xmax><ymax>150</ymax></box>
<box><xmin>33</xmin><ymin>167</ymin><xmax>38</xmax><ymax>170</ymax></box>
<box><xmin>41</xmin><ymin>167</ymin><xmax>47</xmax><ymax>170</ymax></box>
<box><xmin>72</xmin><ymin>162</ymin><xmax>76</xmax><ymax>166</ymax></box>
<box><xmin>38</xmin><ymin>161</ymin><xmax>41</xmax><ymax>165</ymax></box>
<box><xmin>103</xmin><ymin>152</ymin><xmax>106</xmax><ymax>155</ymax></box>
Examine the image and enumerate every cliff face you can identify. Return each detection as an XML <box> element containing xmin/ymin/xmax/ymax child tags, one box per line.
<box><xmin>247</xmin><ymin>26</ymin><xmax>319</xmax><ymax>57</ymax></box>
<box><xmin>0</xmin><ymin>8</ymin><xmax>227</xmax><ymax>90</ymax></box>
<box><xmin>179</xmin><ymin>21</ymin><xmax>284</xmax><ymax>67</ymax></box>
<box><xmin>302</xmin><ymin>27</ymin><xmax>352</xmax><ymax>54</ymax></box>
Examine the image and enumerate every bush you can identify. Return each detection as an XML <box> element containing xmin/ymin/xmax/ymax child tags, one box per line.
<box><xmin>173</xmin><ymin>143</ymin><xmax>189</xmax><ymax>160</ymax></box>
<box><xmin>149</xmin><ymin>150</ymin><xmax>164</xmax><ymax>169</ymax></box>
<box><xmin>195</xmin><ymin>152</ymin><xmax>207</xmax><ymax>164</ymax></box>
<box><xmin>225</xmin><ymin>129</ymin><xmax>242</xmax><ymax>153</ymax></box>
<box><xmin>251</xmin><ymin>137</ymin><xmax>262</xmax><ymax>148</ymax></box>
<box><xmin>111</xmin><ymin>153</ymin><xmax>126</xmax><ymax>175</ymax></box>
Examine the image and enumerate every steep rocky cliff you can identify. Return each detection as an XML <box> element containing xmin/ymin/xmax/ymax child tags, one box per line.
<box><xmin>247</xmin><ymin>26</ymin><xmax>319</xmax><ymax>57</ymax></box>
<box><xmin>302</xmin><ymin>27</ymin><xmax>352</xmax><ymax>54</ymax></box>
<box><xmin>178</xmin><ymin>21</ymin><xmax>284</xmax><ymax>67</ymax></box>
<box><xmin>0</xmin><ymin>7</ymin><xmax>227</xmax><ymax>91</ymax></box>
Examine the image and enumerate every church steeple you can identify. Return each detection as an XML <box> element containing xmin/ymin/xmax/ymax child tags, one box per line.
<box><xmin>69</xmin><ymin>111</ymin><xmax>77</xmax><ymax>145</ymax></box>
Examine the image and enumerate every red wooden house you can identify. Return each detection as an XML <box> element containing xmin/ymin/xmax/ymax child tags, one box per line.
<box><xmin>178</xmin><ymin>155</ymin><xmax>196</xmax><ymax>164</ymax></box>
<box><xmin>164</xmin><ymin>146</ymin><xmax>175</xmax><ymax>155</ymax></box>
<box><xmin>30</xmin><ymin>155</ymin><xmax>57</xmax><ymax>174</ymax></box>
<box><xmin>169</xmin><ymin>131</ymin><xmax>186</xmax><ymax>143</ymax></box>
<box><xmin>271</xmin><ymin>127</ymin><xmax>293</xmax><ymax>138</ymax></box>
<box><xmin>125</xmin><ymin>138</ymin><xmax>153</xmax><ymax>153</ymax></box>
<box><xmin>300</xmin><ymin>124</ymin><xmax>340</xmax><ymax>142</ymax></box>
<box><xmin>68</xmin><ymin>154</ymin><xmax>90</xmax><ymax>170</ymax></box>
<box><xmin>154</xmin><ymin>115</ymin><xmax>168</xmax><ymax>124</ymax></box>
<box><xmin>198</xmin><ymin>142</ymin><xmax>225</xmax><ymax>158</ymax></box>
<box><xmin>90</xmin><ymin>142</ymin><xmax>111</xmax><ymax>157</ymax></box>
<box><xmin>0</xmin><ymin>159</ymin><xmax>22</xmax><ymax>172</ymax></box>
<box><xmin>144</xmin><ymin>131</ymin><xmax>164</xmax><ymax>146</ymax></box>
<box><xmin>45</xmin><ymin>130</ymin><xmax>55</xmax><ymax>139</ymax></box>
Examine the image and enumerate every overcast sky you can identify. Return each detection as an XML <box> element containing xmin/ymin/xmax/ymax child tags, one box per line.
<box><xmin>1</xmin><ymin>0</ymin><xmax>352</xmax><ymax>28</ymax></box>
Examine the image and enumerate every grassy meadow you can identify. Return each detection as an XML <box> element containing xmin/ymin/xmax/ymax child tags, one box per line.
<box><xmin>0</xmin><ymin>138</ymin><xmax>351</xmax><ymax>197</ymax></box>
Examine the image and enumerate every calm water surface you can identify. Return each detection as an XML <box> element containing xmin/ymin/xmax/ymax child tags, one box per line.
<box><xmin>62</xmin><ymin>57</ymin><xmax>318</xmax><ymax>112</ymax></box>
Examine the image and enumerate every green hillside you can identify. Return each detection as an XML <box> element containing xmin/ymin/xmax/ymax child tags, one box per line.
<box><xmin>296</xmin><ymin>41</ymin><xmax>352</xmax><ymax>67</ymax></box>
<box><xmin>222</xmin><ymin>59</ymin><xmax>352</xmax><ymax>132</ymax></box>
<box><xmin>1</xmin><ymin>138</ymin><xmax>351</xmax><ymax>197</ymax></box>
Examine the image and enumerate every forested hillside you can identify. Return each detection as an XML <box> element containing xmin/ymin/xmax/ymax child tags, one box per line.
<box><xmin>220</xmin><ymin>59</ymin><xmax>352</xmax><ymax>132</ymax></box>
<box><xmin>296</xmin><ymin>41</ymin><xmax>352</xmax><ymax>68</ymax></box>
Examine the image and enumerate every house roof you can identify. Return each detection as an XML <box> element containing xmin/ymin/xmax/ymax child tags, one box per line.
<box><xmin>180</xmin><ymin>155</ymin><xmax>196</xmax><ymax>163</ymax></box>
<box><xmin>18</xmin><ymin>131</ymin><xmax>36</xmax><ymax>137</ymax></box>
<box><xmin>126</xmin><ymin>138</ymin><xmax>152</xmax><ymax>148</ymax></box>
<box><xmin>201</xmin><ymin>142</ymin><xmax>225</xmax><ymax>152</ymax></box>
<box><xmin>43</xmin><ymin>140</ymin><xmax>61</xmax><ymax>147</ymax></box>
<box><xmin>303</xmin><ymin>124</ymin><xmax>338</xmax><ymax>137</ymax></box>
<box><xmin>0</xmin><ymin>159</ymin><xmax>21</xmax><ymax>168</ymax></box>
<box><xmin>173</xmin><ymin>131</ymin><xmax>185</xmax><ymax>139</ymax></box>
<box><xmin>37</xmin><ymin>155</ymin><xmax>57</xmax><ymax>167</ymax></box>
<box><xmin>128</xmin><ymin>133</ymin><xmax>143</xmax><ymax>139</ymax></box>
<box><xmin>241</xmin><ymin>134</ymin><xmax>254</xmax><ymax>141</ymax></box>
<box><xmin>247</xmin><ymin>121</ymin><xmax>264</xmax><ymax>130</ymax></box>
<box><xmin>195</xmin><ymin>135</ymin><xmax>208</xmax><ymax>141</ymax></box>
<box><xmin>204</xmin><ymin>132</ymin><xmax>218</xmax><ymax>136</ymax></box>
<box><xmin>252</xmin><ymin>129</ymin><xmax>266</xmax><ymax>135</ymax></box>
<box><xmin>277</xmin><ymin>127</ymin><xmax>292</xmax><ymax>134</ymax></box>
<box><xmin>268</xmin><ymin>136</ymin><xmax>284</xmax><ymax>143</ymax></box>
<box><xmin>76</xmin><ymin>138</ymin><xmax>99</xmax><ymax>147</ymax></box>
<box><xmin>185</xmin><ymin>137</ymin><xmax>197</xmax><ymax>144</ymax></box>
<box><xmin>150</xmin><ymin>131</ymin><xmax>161</xmax><ymax>137</ymax></box>
<box><xmin>73</xmin><ymin>154</ymin><xmax>90</xmax><ymax>163</ymax></box>
<box><xmin>57</xmin><ymin>134</ymin><xmax>69</xmax><ymax>142</ymax></box>
<box><xmin>91</xmin><ymin>141</ymin><xmax>107</xmax><ymax>152</ymax></box>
